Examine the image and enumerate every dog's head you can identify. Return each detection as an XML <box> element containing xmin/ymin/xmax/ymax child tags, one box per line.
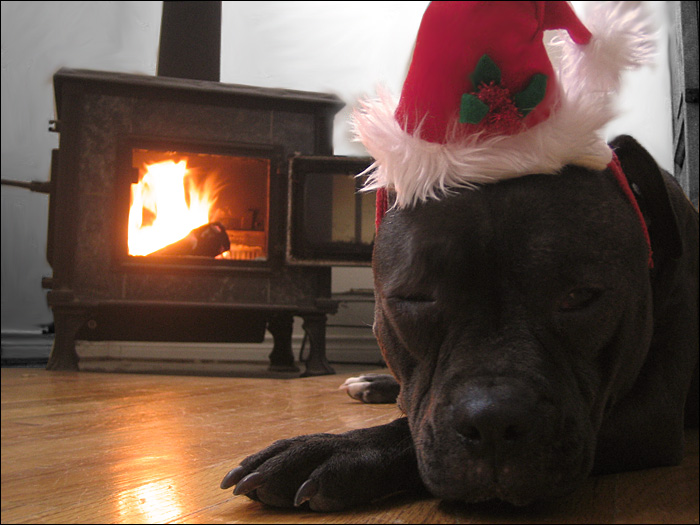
<box><xmin>371</xmin><ymin>155</ymin><xmax>658</xmax><ymax>505</ymax></box>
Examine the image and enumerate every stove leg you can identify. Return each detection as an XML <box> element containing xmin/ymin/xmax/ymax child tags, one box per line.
<box><xmin>267</xmin><ymin>313</ymin><xmax>299</xmax><ymax>372</ymax></box>
<box><xmin>300</xmin><ymin>313</ymin><xmax>335</xmax><ymax>377</ymax></box>
<box><xmin>46</xmin><ymin>306</ymin><xmax>90</xmax><ymax>370</ymax></box>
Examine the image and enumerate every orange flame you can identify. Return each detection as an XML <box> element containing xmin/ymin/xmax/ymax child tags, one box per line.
<box><xmin>128</xmin><ymin>160</ymin><xmax>220</xmax><ymax>256</ymax></box>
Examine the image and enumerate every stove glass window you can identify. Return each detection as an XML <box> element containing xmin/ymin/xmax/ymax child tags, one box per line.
<box><xmin>129</xmin><ymin>148</ymin><xmax>270</xmax><ymax>261</ymax></box>
<box><xmin>288</xmin><ymin>156</ymin><xmax>374</xmax><ymax>265</ymax></box>
<box><xmin>303</xmin><ymin>172</ymin><xmax>375</xmax><ymax>247</ymax></box>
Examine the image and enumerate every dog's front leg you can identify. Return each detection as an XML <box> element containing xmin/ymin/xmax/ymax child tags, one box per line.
<box><xmin>221</xmin><ymin>417</ymin><xmax>423</xmax><ymax>511</ymax></box>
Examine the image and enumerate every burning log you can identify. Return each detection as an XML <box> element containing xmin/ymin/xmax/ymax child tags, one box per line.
<box><xmin>151</xmin><ymin>221</ymin><xmax>230</xmax><ymax>257</ymax></box>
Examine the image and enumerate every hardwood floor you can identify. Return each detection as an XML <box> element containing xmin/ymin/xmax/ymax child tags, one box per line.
<box><xmin>1</xmin><ymin>367</ymin><xmax>698</xmax><ymax>524</ymax></box>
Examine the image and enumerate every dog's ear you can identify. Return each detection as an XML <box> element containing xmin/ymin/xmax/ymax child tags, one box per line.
<box><xmin>609</xmin><ymin>135</ymin><xmax>683</xmax><ymax>263</ymax></box>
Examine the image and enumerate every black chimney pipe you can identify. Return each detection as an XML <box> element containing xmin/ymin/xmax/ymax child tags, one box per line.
<box><xmin>157</xmin><ymin>1</ymin><xmax>222</xmax><ymax>81</ymax></box>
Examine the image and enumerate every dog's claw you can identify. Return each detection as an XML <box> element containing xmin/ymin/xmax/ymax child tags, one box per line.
<box><xmin>233</xmin><ymin>471</ymin><xmax>265</xmax><ymax>496</ymax></box>
<box><xmin>294</xmin><ymin>478</ymin><xmax>319</xmax><ymax>507</ymax></box>
<box><xmin>220</xmin><ymin>466</ymin><xmax>247</xmax><ymax>489</ymax></box>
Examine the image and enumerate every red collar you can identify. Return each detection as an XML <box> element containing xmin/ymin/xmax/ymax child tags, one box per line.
<box><xmin>609</xmin><ymin>152</ymin><xmax>653</xmax><ymax>268</ymax></box>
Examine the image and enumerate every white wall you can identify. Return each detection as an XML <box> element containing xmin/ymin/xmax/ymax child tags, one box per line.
<box><xmin>1</xmin><ymin>1</ymin><xmax>673</xmax><ymax>332</ymax></box>
<box><xmin>1</xmin><ymin>1</ymin><xmax>162</xmax><ymax>332</ymax></box>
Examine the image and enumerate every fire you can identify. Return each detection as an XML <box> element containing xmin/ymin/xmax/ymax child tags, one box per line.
<box><xmin>128</xmin><ymin>159</ymin><xmax>219</xmax><ymax>256</ymax></box>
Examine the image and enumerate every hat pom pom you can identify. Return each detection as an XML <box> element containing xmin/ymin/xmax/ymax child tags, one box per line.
<box><xmin>556</xmin><ymin>1</ymin><xmax>657</xmax><ymax>100</ymax></box>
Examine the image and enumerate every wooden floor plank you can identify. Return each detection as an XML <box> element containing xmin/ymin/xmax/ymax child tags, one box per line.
<box><xmin>1</xmin><ymin>368</ymin><xmax>698</xmax><ymax>524</ymax></box>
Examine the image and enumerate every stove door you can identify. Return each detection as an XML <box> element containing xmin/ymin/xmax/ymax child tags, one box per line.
<box><xmin>287</xmin><ymin>155</ymin><xmax>374</xmax><ymax>266</ymax></box>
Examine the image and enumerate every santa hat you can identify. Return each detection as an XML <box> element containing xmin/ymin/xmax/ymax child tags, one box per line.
<box><xmin>353</xmin><ymin>1</ymin><xmax>657</xmax><ymax>214</ymax></box>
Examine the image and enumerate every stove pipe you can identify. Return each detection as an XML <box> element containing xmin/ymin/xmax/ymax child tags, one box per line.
<box><xmin>157</xmin><ymin>1</ymin><xmax>222</xmax><ymax>81</ymax></box>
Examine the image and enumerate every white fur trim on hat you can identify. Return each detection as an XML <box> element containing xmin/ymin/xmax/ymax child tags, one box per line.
<box><xmin>351</xmin><ymin>1</ymin><xmax>657</xmax><ymax>208</ymax></box>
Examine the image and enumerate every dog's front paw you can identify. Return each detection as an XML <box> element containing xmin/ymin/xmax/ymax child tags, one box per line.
<box><xmin>221</xmin><ymin>419</ymin><xmax>419</xmax><ymax>512</ymax></box>
<box><xmin>340</xmin><ymin>374</ymin><xmax>400</xmax><ymax>404</ymax></box>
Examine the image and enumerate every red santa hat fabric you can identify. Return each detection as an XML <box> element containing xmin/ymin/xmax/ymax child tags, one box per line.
<box><xmin>396</xmin><ymin>1</ymin><xmax>591</xmax><ymax>143</ymax></box>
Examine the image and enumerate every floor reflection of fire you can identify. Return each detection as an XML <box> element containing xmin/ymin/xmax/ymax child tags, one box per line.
<box><xmin>128</xmin><ymin>149</ymin><xmax>269</xmax><ymax>261</ymax></box>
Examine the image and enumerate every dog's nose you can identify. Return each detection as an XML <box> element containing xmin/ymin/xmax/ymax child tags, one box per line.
<box><xmin>451</xmin><ymin>383</ymin><xmax>538</xmax><ymax>455</ymax></box>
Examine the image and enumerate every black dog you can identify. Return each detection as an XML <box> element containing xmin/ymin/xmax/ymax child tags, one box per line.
<box><xmin>221</xmin><ymin>135</ymin><xmax>698</xmax><ymax>511</ymax></box>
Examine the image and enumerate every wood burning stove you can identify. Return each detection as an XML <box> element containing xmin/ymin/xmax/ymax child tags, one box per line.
<box><xmin>43</xmin><ymin>68</ymin><xmax>374</xmax><ymax>376</ymax></box>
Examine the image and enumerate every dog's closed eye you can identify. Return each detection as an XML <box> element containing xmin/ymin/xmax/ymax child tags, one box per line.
<box><xmin>386</xmin><ymin>293</ymin><xmax>437</xmax><ymax>316</ymax></box>
<box><xmin>558</xmin><ymin>288</ymin><xmax>604</xmax><ymax>312</ymax></box>
<box><xmin>395</xmin><ymin>294</ymin><xmax>436</xmax><ymax>303</ymax></box>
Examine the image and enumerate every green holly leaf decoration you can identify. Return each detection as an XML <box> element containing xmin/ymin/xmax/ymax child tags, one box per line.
<box><xmin>513</xmin><ymin>73</ymin><xmax>547</xmax><ymax>116</ymax></box>
<box><xmin>470</xmin><ymin>54</ymin><xmax>501</xmax><ymax>89</ymax></box>
<box><xmin>460</xmin><ymin>55</ymin><xmax>548</xmax><ymax>127</ymax></box>
<box><xmin>460</xmin><ymin>93</ymin><xmax>490</xmax><ymax>124</ymax></box>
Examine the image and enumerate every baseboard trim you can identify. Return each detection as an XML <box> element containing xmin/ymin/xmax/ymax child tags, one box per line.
<box><xmin>1</xmin><ymin>331</ymin><xmax>54</xmax><ymax>362</ymax></box>
<box><xmin>2</xmin><ymin>331</ymin><xmax>383</xmax><ymax>371</ymax></box>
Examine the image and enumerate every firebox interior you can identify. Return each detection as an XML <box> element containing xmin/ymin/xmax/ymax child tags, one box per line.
<box><xmin>129</xmin><ymin>148</ymin><xmax>270</xmax><ymax>261</ymax></box>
